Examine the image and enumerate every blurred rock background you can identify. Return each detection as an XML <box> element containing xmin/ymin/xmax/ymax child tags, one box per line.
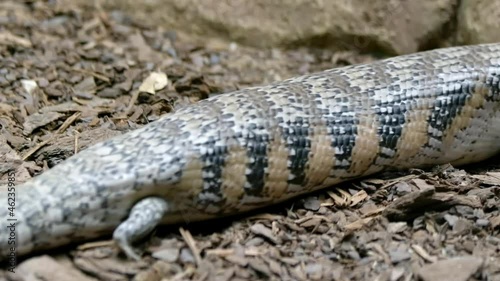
<box><xmin>64</xmin><ymin>0</ymin><xmax>499</xmax><ymax>55</ymax></box>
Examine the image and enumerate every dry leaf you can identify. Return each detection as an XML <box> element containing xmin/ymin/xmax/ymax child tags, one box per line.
<box><xmin>138</xmin><ymin>72</ymin><xmax>168</xmax><ymax>94</ymax></box>
<box><xmin>21</xmin><ymin>79</ymin><xmax>38</xmax><ymax>95</ymax></box>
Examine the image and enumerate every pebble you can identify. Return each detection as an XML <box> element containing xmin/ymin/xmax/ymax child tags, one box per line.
<box><xmin>152</xmin><ymin>248</ymin><xmax>179</xmax><ymax>262</ymax></box>
<box><xmin>5</xmin><ymin>73</ymin><xmax>17</xmax><ymax>81</ymax></box>
<box><xmin>210</xmin><ymin>53</ymin><xmax>221</xmax><ymax>65</ymax></box>
<box><xmin>454</xmin><ymin>205</ymin><xmax>475</xmax><ymax>218</ymax></box>
<box><xmin>444</xmin><ymin>214</ymin><xmax>459</xmax><ymax>227</ymax></box>
<box><xmin>305</xmin><ymin>263</ymin><xmax>323</xmax><ymax>279</ymax></box>
<box><xmin>303</xmin><ymin>196</ymin><xmax>321</xmax><ymax>211</ymax></box>
<box><xmin>0</xmin><ymin>76</ymin><xmax>9</xmax><ymax>86</ymax></box>
<box><xmin>395</xmin><ymin>181</ymin><xmax>412</xmax><ymax>195</ymax></box>
<box><xmin>453</xmin><ymin>219</ymin><xmax>474</xmax><ymax>234</ymax></box>
<box><xmin>245</xmin><ymin>237</ymin><xmax>265</xmax><ymax>247</ymax></box>
<box><xmin>391</xmin><ymin>267</ymin><xmax>405</xmax><ymax>281</ymax></box>
<box><xmin>38</xmin><ymin>78</ymin><xmax>49</xmax><ymax>88</ymax></box>
<box><xmin>475</xmin><ymin>218</ymin><xmax>490</xmax><ymax>227</ymax></box>
<box><xmin>387</xmin><ymin>222</ymin><xmax>408</xmax><ymax>233</ymax></box>
<box><xmin>179</xmin><ymin>248</ymin><xmax>195</xmax><ymax>264</ymax></box>
<box><xmin>98</xmin><ymin>88</ymin><xmax>123</xmax><ymax>98</ymax></box>
<box><xmin>416</xmin><ymin>256</ymin><xmax>483</xmax><ymax>281</ymax></box>
<box><xmin>389</xmin><ymin>250</ymin><xmax>411</xmax><ymax>264</ymax></box>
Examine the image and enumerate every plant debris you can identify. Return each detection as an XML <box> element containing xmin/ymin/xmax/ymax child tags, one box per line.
<box><xmin>0</xmin><ymin>1</ymin><xmax>498</xmax><ymax>281</ymax></box>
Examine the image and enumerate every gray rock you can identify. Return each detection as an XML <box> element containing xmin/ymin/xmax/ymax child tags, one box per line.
<box><xmin>64</xmin><ymin>0</ymin><xmax>456</xmax><ymax>54</ymax></box>
<box><xmin>416</xmin><ymin>256</ymin><xmax>483</xmax><ymax>281</ymax></box>
<box><xmin>457</xmin><ymin>0</ymin><xmax>500</xmax><ymax>44</ymax></box>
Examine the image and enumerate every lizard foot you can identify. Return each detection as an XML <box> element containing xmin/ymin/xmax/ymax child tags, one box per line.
<box><xmin>112</xmin><ymin>196</ymin><xmax>168</xmax><ymax>260</ymax></box>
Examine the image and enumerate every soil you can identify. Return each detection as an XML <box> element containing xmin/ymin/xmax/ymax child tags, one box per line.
<box><xmin>0</xmin><ymin>1</ymin><xmax>498</xmax><ymax>281</ymax></box>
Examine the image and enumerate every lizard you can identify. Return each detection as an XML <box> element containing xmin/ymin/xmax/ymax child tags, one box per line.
<box><xmin>1</xmin><ymin>43</ymin><xmax>500</xmax><ymax>261</ymax></box>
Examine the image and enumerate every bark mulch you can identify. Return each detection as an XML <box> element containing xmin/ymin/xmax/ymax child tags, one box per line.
<box><xmin>0</xmin><ymin>1</ymin><xmax>498</xmax><ymax>281</ymax></box>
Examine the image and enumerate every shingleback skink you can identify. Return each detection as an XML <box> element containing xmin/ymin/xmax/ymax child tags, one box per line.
<box><xmin>1</xmin><ymin>43</ymin><xmax>500</xmax><ymax>261</ymax></box>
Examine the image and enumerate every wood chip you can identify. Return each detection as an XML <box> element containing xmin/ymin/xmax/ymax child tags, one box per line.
<box><xmin>22</xmin><ymin>112</ymin><xmax>64</xmax><ymax>135</ymax></box>
<box><xmin>411</xmin><ymin>244</ymin><xmax>438</xmax><ymax>263</ymax></box>
<box><xmin>0</xmin><ymin>30</ymin><xmax>32</xmax><ymax>48</ymax></box>
<box><xmin>179</xmin><ymin>227</ymin><xmax>202</xmax><ymax>266</ymax></box>
<box><xmin>250</xmin><ymin>223</ymin><xmax>280</xmax><ymax>244</ymax></box>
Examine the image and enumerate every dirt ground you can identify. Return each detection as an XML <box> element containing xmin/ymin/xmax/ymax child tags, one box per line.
<box><xmin>0</xmin><ymin>1</ymin><xmax>499</xmax><ymax>281</ymax></box>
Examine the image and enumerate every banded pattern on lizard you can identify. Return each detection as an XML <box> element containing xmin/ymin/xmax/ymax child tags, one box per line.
<box><xmin>1</xmin><ymin>43</ymin><xmax>500</xmax><ymax>260</ymax></box>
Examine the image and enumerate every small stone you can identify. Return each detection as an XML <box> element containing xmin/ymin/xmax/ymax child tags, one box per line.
<box><xmin>73</xmin><ymin>76</ymin><xmax>96</xmax><ymax>98</ymax></box>
<box><xmin>98</xmin><ymin>88</ymin><xmax>123</xmax><ymax>98</ymax></box>
<box><xmin>461</xmin><ymin>240</ymin><xmax>475</xmax><ymax>253</ymax></box>
<box><xmin>347</xmin><ymin>250</ymin><xmax>361</xmax><ymax>260</ymax></box>
<box><xmin>391</xmin><ymin>267</ymin><xmax>405</xmax><ymax>281</ymax></box>
<box><xmin>152</xmin><ymin>248</ymin><xmax>179</xmax><ymax>262</ymax></box>
<box><xmin>387</xmin><ymin>222</ymin><xmax>408</xmax><ymax>233</ymax></box>
<box><xmin>305</xmin><ymin>263</ymin><xmax>323</xmax><ymax>280</ymax></box>
<box><xmin>179</xmin><ymin>248</ymin><xmax>195</xmax><ymax>264</ymax></box>
<box><xmin>245</xmin><ymin>237</ymin><xmax>264</xmax><ymax>247</ymax></box>
<box><xmin>42</xmin><ymin>16</ymin><xmax>69</xmax><ymax>28</ymax></box>
<box><xmin>453</xmin><ymin>219</ymin><xmax>473</xmax><ymax>235</ymax></box>
<box><xmin>395</xmin><ymin>181</ymin><xmax>412</xmax><ymax>195</ymax></box>
<box><xmin>114</xmin><ymin>60</ymin><xmax>129</xmax><ymax>72</ymax></box>
<box><xmin>44</xmin><ymin>86</ymin><xmax>64</xmax><ymax>97</ymax></box>
<box><xmin>389</xmin><ymin>249</ymin><xmax>411</xmax><ymax>264</ymax></box>
<box><xmin>5</xmin><ymin>73</ymin><xmax>17</xmax><ymax>81</ymax></box>
<box><xmin>190</xmin><ymin>54</ymin><xmax>204</xmax><ymax>67</ymax></box>
<box><xmin>0</xmin><ymin>77</ymin><xmax>9</xmax><ymax>86</ymax></box>
<box><xmin>303</xmin><ymin>196</ymin><xmax>321</xmax><ymax>211</ymax></box>
<box><xmin>69</xmin><ymin>75</ymin><xmax>83</xmax><ymax>84</ymax></box>
<box><xmin>38</xmin><ymin>78</ymin><xmax>49</xmax><ymax>88</ymax></box>
<box><xmin>475</xmin><ymin>218</ymin><xmax>489</xmax><ymax>227</ymax></box>
<box><xmin>454</xmin><ymin>206</ymin><xmax>475</xmax><ymax>218</ymax></box>
<box><xmin>416</xmin><ymin>256</ymin><xmax>483</xmax><ymax>281</ymax></box>
<box><xmin>209</xmin><ymin>53</ymin><xmax>220</xmax><ymax>65</ymax></box>
<box><xmin>21</xmin><ymin>79</ymin><xmax>38</xmax><ymax>94</ymax></box>
<box><xmin>444</xmin><ymin>214</ymin><xmax>459</xmax><ymax>227</ymax></box>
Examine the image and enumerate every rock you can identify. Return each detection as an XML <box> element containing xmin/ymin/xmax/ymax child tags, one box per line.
<box><xmin>152</xmin><ymin>248</ymin><xmax>179</xmax><ymax>262</ymax></box>
<box><xmin>444</xmin><ymin>214</ymin><xmax>459</xmax><ymax>227</ymax></box>
<box><xmin>387</xmin><ymin>222</ymin><xmax>408</xmax><ymax>233</ymax></box>
<box><xmin>391</xmin><ymin>267</ymin><xmax>405</xmax><ymax>281</ymax></box>
<box><xmin>389</xmin><ymin>249</ymin><xmax>411</xmax><ymax>264</ymax></box>
<box><xmin>305</xmin><ymin>263</ymin><xmax>323</xmax><ymax>280</ymax></box>
<box><xmin>395</xmin><ymin>181</ymin><xmax>412</xmax><ymax>195</ymax></box>
<box><xmin>475</xmin><ymin>218</ymin><xmax>490</xmax><ymax>227</ymax></box>
<box><xmin>179</xmin><ymin>248</ymin><xmax>196</xmax><ymax>264</ymax></box>
<box><xmin>62</xmin><ymin>0</ymin><xmax>456</xmax><ymax>55</ymax></box>
<box><xmin>13</xmin><ymin>255</ymin><xmax>96</xmax><ymax>281</ymax></box>
<box><xmin>303</xmin><ymin>196</ymin><xmax>321</xmax><ymax>211</ymax></box>
<box><xmin>457</xmin><ymin>0</ymin><xmax>500</xmax><ymax>44</ymax></box>
<box><xmin>453</xmin><ymin>219</ymin><xmax>474</xmax><ymax>235</ymax></box>
<box><xmin>416</xmin><ymin>256</ymin><xmax>483</xmax><ymax>281</ymax></box>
